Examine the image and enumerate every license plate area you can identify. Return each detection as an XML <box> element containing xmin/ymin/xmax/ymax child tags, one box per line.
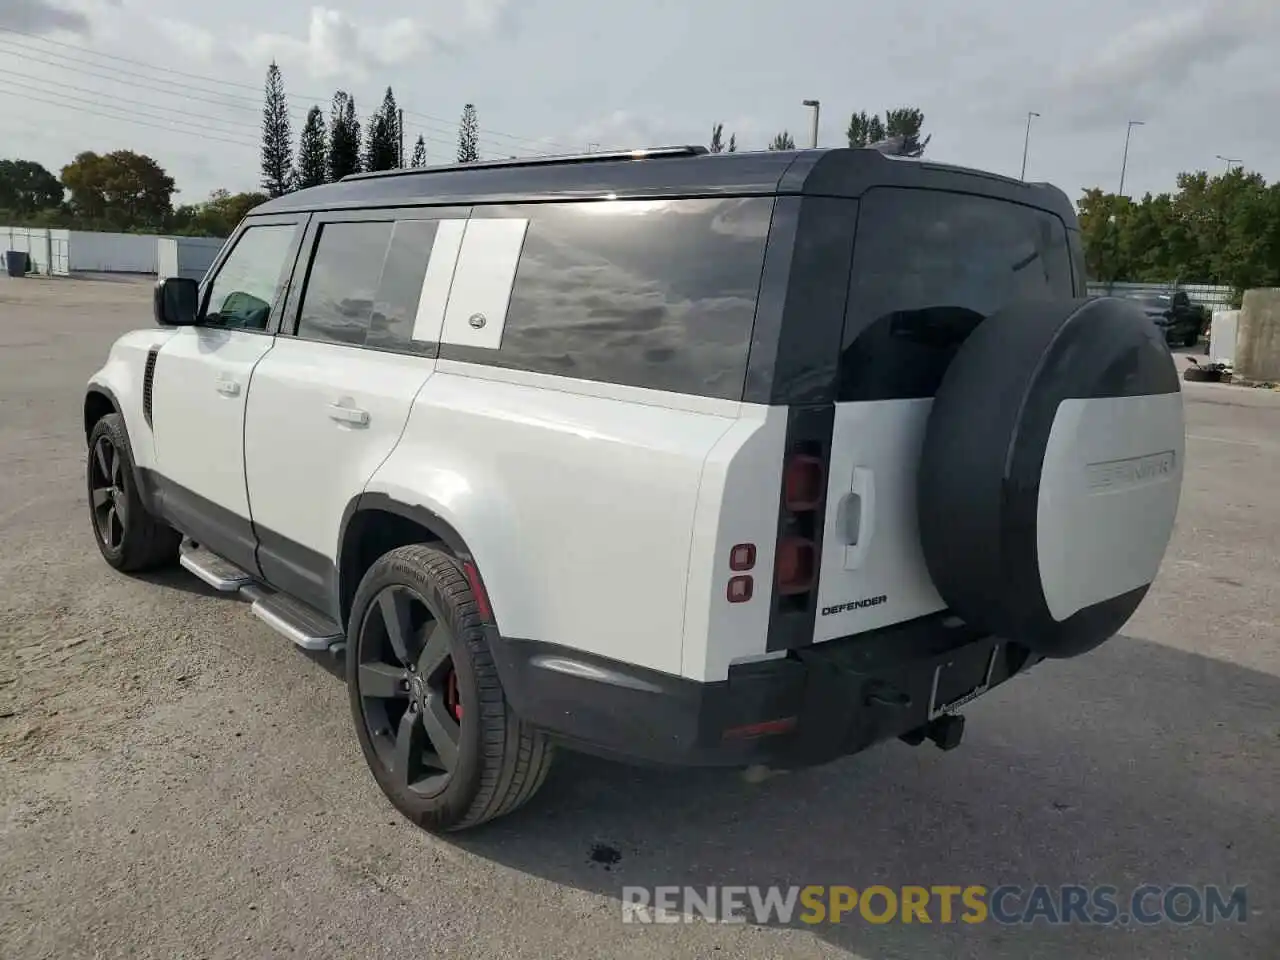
<box><xmin>928</xmin><ymin>643</ymin><xmax>1001</xmax><ymax>719</ymax></box>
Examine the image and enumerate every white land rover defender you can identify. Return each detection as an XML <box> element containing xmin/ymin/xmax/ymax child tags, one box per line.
<box><xmin>84</xmin><ymin>146</ymin><xmax>1185</xmax><ymax>831</ymax></box>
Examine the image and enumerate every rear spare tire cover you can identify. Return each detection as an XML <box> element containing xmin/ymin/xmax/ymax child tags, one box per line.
<box><xmin>918</xmin><ymin>297</ymin><xmax>1184</xmax><ymax>658</ymax></box>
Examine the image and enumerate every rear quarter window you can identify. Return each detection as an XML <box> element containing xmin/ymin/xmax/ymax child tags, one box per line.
<box><xmin>839</xmin><ymin>187</ymin><xmax>1075</xmax><ymax>402</ymax></box>
<box><xmin>445</xmin><ymin>197</ymin><xmax>774</xmax><ymax>400</ymax></box>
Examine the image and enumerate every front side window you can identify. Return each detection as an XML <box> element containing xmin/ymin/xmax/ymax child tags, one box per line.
<box><xmin>202</xmin><ymin>223</ymin><xmax>299</xmax><ymax>331</ymax></box>
<box><xmin>839</xmin><ymin>188</ymin><xmax>1075</xmax><ymax>401</ymax></box>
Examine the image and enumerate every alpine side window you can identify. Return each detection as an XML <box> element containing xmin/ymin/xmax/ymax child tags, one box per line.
<box><xmin>295</xmin><ymin>221</ymin><xmax>395</xmax><ymax>347</ymax></box>
<box><xmin>445</xmin><ymin>197</ymin><xmax>773</xmax><ymax>400</ymax></box>
<box><xmin>202</xmin><ymin>224</ymin><xmax>300</xmax><ymax>331</ymax></box>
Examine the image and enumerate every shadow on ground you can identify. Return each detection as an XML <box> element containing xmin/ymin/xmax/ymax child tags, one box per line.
<box><xmin>446</xmin><ymin>634</ymin><xmax>1277</xmax><ymax>959</ymax></box>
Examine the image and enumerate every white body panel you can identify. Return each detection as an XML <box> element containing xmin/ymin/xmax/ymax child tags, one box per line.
<box><xmin>1037</xmin><ymin>393</ymin><xmax>1185</xmax><ymax>621</ymax></box>
<box><xmin>86</xmin><ymin>328</ymin><xmax>176</xmax><ymax>466</ymax></box>
<box><xmin>366</xmin><ymin>361</ymin><xmax>750</xmax><ymax>678</ymax></box>
<box><xmin>682</xmin><ymin>406</ymin><xmax>789</xmax><ymax>681</ymax></box>
<box><xmin>439</xmin><ymin>218</ymin><xmax>528</xmax><ymax>350</ymax></box>
<box><xmin>150</xmin><ymin>327</ymin><xmax>274</xmax><ymax>515</ymax></box>
<box><xmin>814</xmin><ymin>399</ymin><xmax>946</xmax><ymax>642</ymax></box>
<box><xmin>244</xmin><ymin>338</ymin><xmax>435</xmax><ymax>558</ymax></box>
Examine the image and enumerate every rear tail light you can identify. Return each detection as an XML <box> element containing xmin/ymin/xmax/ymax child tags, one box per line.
<box><xmin>774</xmin><ymin>448</ymin><xmax>826</xmax><ymax>610</ymax></box>
<box><xmin>783</xmin><ymin>455</ymin><xmax>824</xmax><ymax>511</ymax></box>
<box><xmin>775</xmin><ymin>536</ymin><xmax>817</xmax><ymax>595</ymax></box>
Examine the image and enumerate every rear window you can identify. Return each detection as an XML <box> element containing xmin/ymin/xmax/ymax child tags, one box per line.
<box><xmin>839</xmin><ymin>187</ymin><xmax>1076</xmax><ymax>402</ymax></box>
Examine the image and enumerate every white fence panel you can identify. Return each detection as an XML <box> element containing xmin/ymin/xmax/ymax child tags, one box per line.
<box><xmin>68</xmin><ymin>231</ymin><xmax>159</xmax><ymax>273</ymax></box>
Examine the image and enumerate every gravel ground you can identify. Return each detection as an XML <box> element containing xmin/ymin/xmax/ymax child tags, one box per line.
<box><xmin>1</xmin><ymin>276</ymin><xmax>1277</xmax><ymax>960</ymax></box>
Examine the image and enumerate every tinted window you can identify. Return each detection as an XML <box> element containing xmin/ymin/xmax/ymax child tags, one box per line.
<box><xmin>366</xmin><ymin>219</ymin><xmax>439</xmax><ymax>353</ymax></box>
<box><xmin>296</xmin><ymin>221</ymin><xmax>394</xmax><ymax>346</ymax></box>
<box><xmin>839</xmin><ymin>188</ymin><xmax>1075</xmax><ymax>401</ymax></box>
<box><xmin>202</xmin><ymin>224</ymin><xmax>299</xmax><ymax>331</ymax></box>
<box><xmin>456</xmin><ymin>197</ymin><xmax>773</xmax><ymax>400</ymax></box>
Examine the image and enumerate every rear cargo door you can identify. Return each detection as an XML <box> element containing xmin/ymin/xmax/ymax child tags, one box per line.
<box><xmin>813</xmin><ymin>186</ymin><xmax>1078</xmax><ymax>642</ymax></box>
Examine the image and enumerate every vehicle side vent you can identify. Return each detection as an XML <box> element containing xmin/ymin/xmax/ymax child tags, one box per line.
<box><xmin>142</xmin><ymin>347</ymin><xmax>159</xmax><ymax>428</ymax></box>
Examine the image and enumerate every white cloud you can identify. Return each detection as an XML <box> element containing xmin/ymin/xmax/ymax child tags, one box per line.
<box><xmin>153</xmin><ymin>18</ymin><xmax>217</xmax><ymax>62</ymax></box>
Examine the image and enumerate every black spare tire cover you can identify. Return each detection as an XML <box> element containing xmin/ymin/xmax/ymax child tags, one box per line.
<box><xmin>918</xmin><ymin>297</ymin><xmax>1184</xmax><ymax>658</ymax></box>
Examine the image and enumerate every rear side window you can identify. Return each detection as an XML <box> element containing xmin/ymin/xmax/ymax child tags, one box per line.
<box><xmin>445</xmin><ymin>197</ymin><xmax>774</xmax><ymax>400</ymax></box>
<box><xmin>296</xmin><ymin>221</ymin><xmax>394</xmax><ymax>346</ymax></box>
<box><xmin>839</xmin><ymin>188</ymin><xmax>1075</xmax><ymax>402</ymax></box>
<box><xmin>295</xmin><ymin>219</ymin><xmax>440</xmax><ymax>352</ymax></box>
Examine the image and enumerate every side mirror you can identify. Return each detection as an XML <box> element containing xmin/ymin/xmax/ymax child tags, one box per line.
<box><xmin>153</xmin><ymin>277</ymin><xmax>199</xmax><ymax>327</ymax></box>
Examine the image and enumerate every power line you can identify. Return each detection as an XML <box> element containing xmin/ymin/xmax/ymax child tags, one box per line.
<box><xmin>2</xmin><ymin>89</ymin><xmax>260</xmax><ymax>150</ymax></box>
<box><xmin>0</xmin><ymin>26</ymin><xmax>571</xmax><ymax>153</ymax></box>
<box><xmin>0</xmin><ymin>68</ymin><xmax>267</xmax><ymax>140</ymax></box>
<box><xmin>0</xmin><ymin>39</ymin><xmax>543</xmax><ymax>158</ymax></box>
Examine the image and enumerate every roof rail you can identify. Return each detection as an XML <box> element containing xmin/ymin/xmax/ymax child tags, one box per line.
<box><xmin>340</xmin><ymin>145</ymin><xmax>710</xmax><ymax>182</ymax></box>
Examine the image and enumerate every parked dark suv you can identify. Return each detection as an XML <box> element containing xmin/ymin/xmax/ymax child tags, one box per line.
<box><xmin>1128</xmin><ymin>291</ymin><xmax>1207</xmax><ymax>347</ymax></box>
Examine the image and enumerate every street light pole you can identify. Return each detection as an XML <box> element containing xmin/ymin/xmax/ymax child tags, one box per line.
<box><xmin>1215</xmin><ymin>154</ymin><xmax>1241</xmax><ymax>174</ymax></box>
<box><xmin>1020</xmin><ymin>111</ymin><xmax>1040</xmax><ymax>180</ymax></box>
<box><xmin>1118</xmin><ymin>120</ymin><xmax>1144</xmax><ymax>198</ymax></box>
<box><xmin>803</xmin><ymin>99</ymin><xmax>820</xmax><ymax>149</ymax></box>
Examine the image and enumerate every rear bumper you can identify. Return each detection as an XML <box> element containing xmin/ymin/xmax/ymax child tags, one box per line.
<box><xmin>489</xmin><ymin>615</ymin><xmax>1042</xmax><ymax>769</ymax></box>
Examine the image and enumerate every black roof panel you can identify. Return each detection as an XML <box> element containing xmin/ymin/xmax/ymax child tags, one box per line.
<box><xmin>253</xmin><ymin>147</ymin><xmax>1077</xmax><ymax>225</ymax></box>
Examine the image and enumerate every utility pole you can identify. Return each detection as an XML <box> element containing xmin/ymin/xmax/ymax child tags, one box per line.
<box><xmin>398</xmin><ymin>108</ymin><xmax>405</xmax><ymax>167</ymax></box>
<box><xmin>803</xmin><ymin>99</ymin><xmax>820</xmax><ymax>148</ymax></box>
<box><xmin>1118</xmin><ymin>119</ymin><xmax>1144</xmax><ymax>198</ymax></box>
<box><xmin>1020</xmin><ymin>111</ymin><xmax>1040</xmax><ymax>180</ymax></box>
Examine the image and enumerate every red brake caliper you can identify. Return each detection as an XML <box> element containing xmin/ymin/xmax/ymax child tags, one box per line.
<box><xmin>446</xmin><ymin>669</ymin><xmax>463</xmax><ymax>721</ymax></box>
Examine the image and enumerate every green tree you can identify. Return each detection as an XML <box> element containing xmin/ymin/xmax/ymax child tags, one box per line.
<box><xmin>846</xmin><ymin>110</ymin><xmax>886</xmax><ymax>147</ymax></box>
<box><xmin>364</xmin><ymin>87</ymin><xmax>401</xmax><ymax>172</ymax></box>
<box><xmin>457</xmin><ymin>104</ymin><xmax>479</xmax><ymax>163</ymax></box>
<box><xmin>884</xmin><ymin>107</ymin><xmax>930</xmax><ymax>156</ymax></box>
<box><xmin>1077</xmin><ymin>166</ymin><xmax>1280</xmax><ymax>301</ymax></box>
<box><xmin>171</xmin><ymin>189</ymin><xmax>269</xmax><ymax>237</ymax></box>
<box><xmin>328</xmin><ymin>91</ymin><xmax>362</xmax><ymax>181</ymax></box>
<box><xmin>728</xmin><ymin>133</ymin><xmax>737</xmax><ymax>153</ymax></box>
<box><xmin>709</xmin><ymin>123</ymin><xmax>725</xmax><ymax>153</ymax></box>
<box><xmin>295</xmin><ymin>106</ymin><xmax>328</xmax><ymax>189</ymax></box>
<box><xmin>768</xmin><ymin>130</ymin><xmax>796</xmax><ymax>151</ymax></box>
<box><xmin>0</xmin><ymin>159</ymin><xmax>63</xmax><ymax>213</ymax></box>
<box><xmin>60</xmin><ymin>150</ymin><xmax>174</xmax><ymax>228</ymax></box>
<box><xmin>261</xmin><ymin>62</ymin><xmax>293</xmax><ymax>197</ymax></box>
<box><xmin>410</xmin><ymin>135</ymin><xmax>427</xmax><ymax>167</ymax></box>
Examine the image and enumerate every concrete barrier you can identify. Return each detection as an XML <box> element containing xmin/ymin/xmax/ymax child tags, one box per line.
<box><xmin>1209</xmin><ymin>310</ymin><xmax>1240</xmax><ymax>365</ymax></box>
<box><xmin>1236</xmin><ymin>289</ymin><xmax>1280</xmax><ymax>382</ymax></box>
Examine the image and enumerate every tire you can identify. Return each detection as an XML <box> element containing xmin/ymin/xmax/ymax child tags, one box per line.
<box><xmin>918</xmin><ymin>297</ymin><xmax>1184</xmax><ymax>659</ymax></box>
<box><xmin>86</xmin><ymin>413</ymin><xmax>181</xmax><ymax>572</ymax></box>
<box><xmin>346</xmin><ymin>544</ymin><xmax>553</xmax><ymax>832</ymax></box>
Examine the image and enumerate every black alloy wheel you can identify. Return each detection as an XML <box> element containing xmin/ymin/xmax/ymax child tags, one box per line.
<box><xmin>89</xmin><ymin>433</ymin><xmax>128</xmax><ymax>552</ymax></box>
<box><xmin>355</xmin><ymin>583</ymin><xmax>464</xmax><ymax>798</ymax></box>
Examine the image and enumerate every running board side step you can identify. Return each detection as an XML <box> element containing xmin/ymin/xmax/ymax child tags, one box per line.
<box><xmin>242</xmin><ymin>586</ymin><xmax>344</xmax><ymax>652</ymax></box>
<box><xmin>179</xmin><ymin>543</ymin><xmax>254</xmax><ymax>591</ymax></box>
<box><xmin>178</xmin><ymin>542</ymin><xmax>343</xmax><ymax>653</ymax></box>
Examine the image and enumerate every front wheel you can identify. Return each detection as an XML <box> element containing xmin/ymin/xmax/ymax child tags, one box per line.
<box><xmin>86</xmin><ymin>414</ymin><xmax>180</xmax><ymax>572</ymax></box>
<box><xmin>346</xmin><ymin>545</ymin><xmax>553</xmax><ymax>832</ymax></box>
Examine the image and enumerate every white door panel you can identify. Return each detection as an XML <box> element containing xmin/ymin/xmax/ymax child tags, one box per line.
<box><xmin>813</xmin><ymin>399</ymin><xmax>945</xmax><ymax>642</ymax></box>
<box><xmin>244</xmin><ymin>338</ymin><xmax>435</xmax><ymax>562</ymax></box>
<box><xmin>151</xmin><ymin>327</ymin><xmax>274</xmax><ymax>517</ymax></box>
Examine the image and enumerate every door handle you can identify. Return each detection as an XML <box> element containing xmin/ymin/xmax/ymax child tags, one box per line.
<box><xmin>327</xmin><ymin>401</ymin><xmax>370</xmax><ymax>426</ymax></box>
<box><xmin>842</xmin><ymin>467</ymin><xmax>876</xmax><ymax>570</ymax></box>
<box><xmin>215</xmin><ymin>377</ymin><xmax>241</xmax><ymax>397</ymax></box>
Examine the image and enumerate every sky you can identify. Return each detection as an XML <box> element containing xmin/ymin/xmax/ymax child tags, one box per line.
<box><xmin>1</xmin><ymin>0</ymin><xmax>1278</xmax><ymax>209</ymax></box>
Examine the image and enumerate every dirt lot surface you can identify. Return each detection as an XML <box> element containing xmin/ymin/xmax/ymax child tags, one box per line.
<box><xmin>2</xmin><ymin>276</ymin><xmax>1277</xmax><ymax>959</ymax></box>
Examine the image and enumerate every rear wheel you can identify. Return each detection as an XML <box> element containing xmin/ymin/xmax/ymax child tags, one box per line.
<box><xmin>86</xmin><ymin>413</ymin><xmax>180</xmax><ymax>572</ymax></box>
<box><xmin>346</xmin><ymin>545</ymin><xmax>553</xmax><ymax>832</ymax></box>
